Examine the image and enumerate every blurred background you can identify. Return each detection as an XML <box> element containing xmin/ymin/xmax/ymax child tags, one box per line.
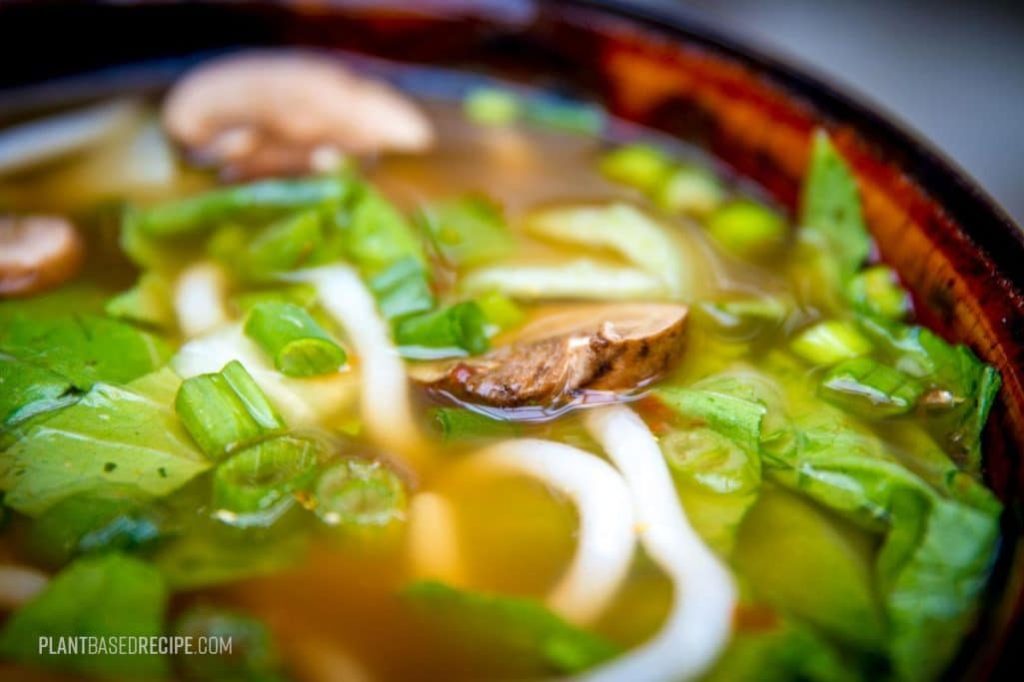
<box><xmin>640</xmin><ymin>0</ymin><xmax>1024</xmax><ymax>225</ymax></box>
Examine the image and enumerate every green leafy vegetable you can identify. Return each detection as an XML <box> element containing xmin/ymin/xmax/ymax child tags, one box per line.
<box><xmin>394</xmin><ymin>301</ymin><xmax>490</xmax><ymax>359</ymax></box>
<box><xmin>766</xmin><ymin>407</ymin><xmax>1001</xmax><ymax>680</ymax></box>
<box><xmin>431</xmin><ymin>407</ymin><xmax>522</xmax><ymax>442</ymax></box>
<box><xmin>236</xmin><ymin>209</ymin><xmax>324</xmax><ymax>282</ymax></box>
<box><xmin>213</xmin><ymin>436</ymin><xmax>321</xmax><ymax>522</ymax></box>
<box><xmin>819</xmin><ymin>357</ymin><xmax>924</xmax><ymax>418</ymax></box>
<box><xmin>524</xmin><ymin>98</ymin><xmax>605</xmax><ymax>135</ymax></box>
<box><xmin>105</xmin><ymin>272</ymin><xmax>176</xmax><ymax>329</ymax></box>
<box><xmin>524</xmin><ymin>203</ymin><xmax>690</xmax><ymax>299</ymax></box>
<box><xmin>0</xmin><ymin>354</ymin><xmax>79</xmax><ymax>430</ymax></box>
<box><xmin>126</xmin><ymin>174</ymin><xmax>353</xmax><ymax>238</ymax></box>
<box><xmin>706</xmin><ymin>200</ymin><xmax>787</xmax><ymax>260</ymax></box>
<box><xmin>404</xmin><ymin>581</ymin><xmax>619</xmax><ymax>675</ymax></box>
<box><xmin>705</xmin><ymin>612</ymin><xmax>859</xmax><ymax>682</ymax></box>
<box><xmin>422</xmin><ymin>194</ymin><xmax>514</xmax><ymax>267</ymax></box>
<box><xmin>735</xmin><ymin>487</ymin><xmax>885</xmax><ymax>650</ymax></box>
<box><xmin>342</xmin><ymin>188</ymin><xmax>426</xmax><ymax>275</ymax></box>
<box><xmin>0</xmin><ymin>307</ymin><xmax>171</xmax><ymax>406</ymax></box>
<box><xmin>368</xmin><ymin>256</ymin><xmax>435</xmax><ymax>320</ymax></box>
<box><xmin>1</xmin><ymin>368</ymin><xmax>210</xmax><ymax>516</ymax></box>
<box><xmin>857</xmin><ymin>316</ymin><xmax>1000</xmax><ymax>472</ymax></box>
<box><xmin>655</xmin><ymin>384</ymin><xmax>765</xmax><ymax>553</ymax></box>
<box><xmin>175</xmin><ymin>360</ymin><xmax>286</xmax><ymax>459</ymax></box>
<box><xmin>800</xmin><ymin>131</ymin><xmax>871</xmax><ymax>280</ymax></box>
<box><xmin>475</xmin><ymin>291</ymin><xmax>525</xmax><ymax>333</ymax></box>
<box><xmin>245</xmin><ymin>302</ymin><xmax>346</xmax><ymax>377</ymax></box>
<box><xmin>28</xmin><ymin>489</ymin><xmax>168</xmax><ymax>567</ymax></box>
<box><xmin>173</xmin><ymin>606</ymin><xmax>284</xmax><ymax>682</ymax></box>
<box><xmin>0</xmin><ymin>553</ymin><xmax>169</xmax><ymax>678</ymax></box>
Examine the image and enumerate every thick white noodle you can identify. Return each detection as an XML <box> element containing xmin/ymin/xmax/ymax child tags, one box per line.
<box><xmin>461</xmin><ymin>439</ymin><xmax>637</xmax><ymax>626</ymax></box>
<box><xmin>173</xmin><ymin>261</ymin><xmax>229</xmax><ymax>338</ymax></box>
<box><xmin>292</xmin><ymin>265</ymin><xmax>426</xmax><ymax>463</ymax></box>
<box><xmin>407</xmin><ymin>492</ymin><xmax>466</xmax><ymax>584</ymax></box>
<box><xmin>172</xmin><ymin>324</ymin><xmax>356</xmax><ymax>427</ymax></box>
<box><xmin>582</xmin><ymin>405</ymin><xmax>736</xmax><ymax>682</ymax></box>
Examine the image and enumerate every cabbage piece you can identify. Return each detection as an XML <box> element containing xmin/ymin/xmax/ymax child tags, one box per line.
<box><xmin>461</xmin><ymin>259</ymin><xmax>666</xmax><ymax>301</ymax></box>
<box><xmin>524</xmin><ymin>203</ymin><xmax>690</xmax><ymax>299</ymax></box>
<box><xmin>0</xmin><ymin>368</ymin><xmax>210</xmax><ymax>516</ymax></box>
<box><xmin>404</xmin><ymin>580</ymin><xmax>620</xmax><ymax>676</ymax></box>
<box><xmin>0</xmin><ymin>553</ymin><xmax>168</xmax><ymax>678</ymax></box>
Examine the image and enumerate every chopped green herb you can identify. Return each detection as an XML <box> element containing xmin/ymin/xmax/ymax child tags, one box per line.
<box><xmin>819</xmin><ymin>357</ymin><xmax>924</xmax><ymax>418</ymax></box>
<box><xmin>706</xmin><ymin>200</ymin><xmax>787</xmax><ymax>260</ymax></box>
<box><xmin>175</xmin><ymin>361</ymin><xmax>286</xmax><ymax>459</ymax></box>
<box><xmin>213</xmin><ymin>436</ymin><xmax>321</xmax><ymax>524</ymax></box>
<box><xmin>314</xmin><ymin>459</ymin><xmax>406</xmax><ymax>534</ymax></box>
<box><xmin>245</xmin><ymin>302</ymin><xmax>346</xmax><ymax>377</ymax></box>
<box><xmin>790</xmin><ymin>320</ymin><xmax>873</xmax><ymax>365</ymax></box>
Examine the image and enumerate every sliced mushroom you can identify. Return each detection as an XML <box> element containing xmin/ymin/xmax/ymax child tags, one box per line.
<box><xmin>163</xmin><ymin>52</ymin><xmax>435</xmax><ymax>179</ymax></box>
<box><xmin>422</xmin><ymin>303</ymin><xmax>688</xmax><ymax>408</ymax></box>
<box><xmin>0</xmin><ymin>215</ymin><xmax>84</xmax><ymax>298</ymax></box>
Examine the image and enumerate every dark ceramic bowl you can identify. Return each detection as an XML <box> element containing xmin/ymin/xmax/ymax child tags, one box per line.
<box><xmin>1</xmin><ymin>1</ymin><xmax>1021</xmax><ymax>678</ymax></box>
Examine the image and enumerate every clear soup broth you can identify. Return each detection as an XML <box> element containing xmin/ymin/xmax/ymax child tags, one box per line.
<box><xmin>0</xmin><ymin>53</ymin><xmax>1003</xmax><ymax>682</ymax></box>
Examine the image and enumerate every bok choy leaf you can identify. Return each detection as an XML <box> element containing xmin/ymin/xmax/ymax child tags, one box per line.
<box><xmin>1</xmin><ymin>367</ymin><xmax>210</xmax><ymax>516</ymax></box>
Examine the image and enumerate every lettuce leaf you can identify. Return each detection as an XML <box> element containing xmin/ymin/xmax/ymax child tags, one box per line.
<box><xmin>1</xmin><ymin>368</ymin><xmax>210</xmax><ymax>516</ymax></box>
<box><xmin>0</xmin><ymin>553</ymin><xmax>168</xmax><ymax>678</ymax></box>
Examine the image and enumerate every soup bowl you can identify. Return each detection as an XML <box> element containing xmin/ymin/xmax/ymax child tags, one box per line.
<box><xmin>0</xmin><ymin>0</ymin><xmax>1021</xmax><ymax>678</ymax></box>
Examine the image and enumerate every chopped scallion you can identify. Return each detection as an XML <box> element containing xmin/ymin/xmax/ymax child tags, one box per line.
<box><xmin>212</xmin><ymin>436</ymin><xmax>320</xmax><ymax>520</ymax></box>
<box><xmin>706</xmin><ymin>200</ymin><xmax>787</xmax><ymax>260</ymax></box>
<box><xmin>244</xmin><ymin>302</ymin><xmax>346</xmax><ymax>377</ymax></box>
<box><xmin>790</xmin><ymin>320</ymin><xmax>873</xmax><ymax>365</ymax></box>
<box><xmin>394</xmin><ymin>301</ymin><xmax>490</xmax><ymax>359</ymax></box>
<box><xmin>313</xmin><ymin>459</ymin><xmax>406</xmax><ymax>533</ymax></box>
<box><xmin>175</xmin><ymin>361</ymin><xmax>285</xmax><ymax>459</ymax></box>
<box><xmin>819</xmin><ymin>357</ymin><xmax>924</xmax><ymax>418</ymax></box>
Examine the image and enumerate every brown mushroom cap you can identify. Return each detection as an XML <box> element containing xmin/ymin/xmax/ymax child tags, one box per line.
<box><xmin>162</xmin><ymin>52</ymin><xmax>435</xmax><ymax>179</ymax></box>
<box><xmin>422</xmin><ymin>303</ymin><xmax>689</xmax><ymax>409</ymax></box>
<box><xmin>0</xmin><ymin>215</ymin><xmax>84</xmax><ymax>298</ymax></box>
